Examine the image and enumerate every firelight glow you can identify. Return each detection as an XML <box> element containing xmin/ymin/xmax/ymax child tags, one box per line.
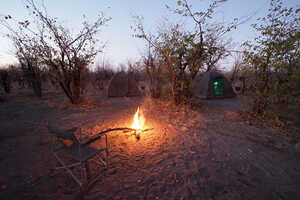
<box><xmin>131</xmin><ymin>107</ymin><xmax>145</xmax><ymax>130</ymax></box>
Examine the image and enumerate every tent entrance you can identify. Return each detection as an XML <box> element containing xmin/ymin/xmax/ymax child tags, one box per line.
<box><xmin>213</xmin><ymin>78</ymin><xmax>224</xmax><ymax>96</ymax></box>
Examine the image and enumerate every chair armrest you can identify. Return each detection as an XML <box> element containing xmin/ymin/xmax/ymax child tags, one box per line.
<box><xmin>81</xmin><ymin>127</ymin><xmax>133</xmax><ymax>146</ymax></box>
<box><xmin>52</xmin><ymin>142</ymin><xmax>66</xmax><ymax>152</ymax></box>
<box><xmin>81</xmin><ymin>132</ymin><xmax>107</xmax><ymax>146</ymax></box>
<box><xmin>66</xmin><ymin>127</ymin><xmax>79</xmax><ymax>133</ymax></box>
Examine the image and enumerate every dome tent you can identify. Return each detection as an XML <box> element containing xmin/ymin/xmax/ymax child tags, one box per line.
<box><xmin>107</xmin><ymin>72</ymin><xmax>141</xmax><ymax>97</ymax></box>
<box><xmin>192</xmin><ymin>71</ymin><xmax>236</xmax><ymax>99</ymax></box>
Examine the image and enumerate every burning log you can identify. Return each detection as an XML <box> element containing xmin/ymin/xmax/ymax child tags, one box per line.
<box><xmin>87</xmin><ymin>127</ymin><xmax>153</xmax><ymax>143</ymax></box>
<box><xmin>123</xmin><ymin>128</ymin><xmax>154</xmax><ymax>140</ymax></box>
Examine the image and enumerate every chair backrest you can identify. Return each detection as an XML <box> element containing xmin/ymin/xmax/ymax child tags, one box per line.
<box><xmin>48</xmin><ymin>125</ymin><xmax>79</xmax><ymax>147</ymax></box>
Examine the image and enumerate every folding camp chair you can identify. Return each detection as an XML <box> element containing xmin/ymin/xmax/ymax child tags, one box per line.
<box><xmin>47</xmin><ymin>125</ymin><xmax>109</xmax><ymax>188</ymax></box>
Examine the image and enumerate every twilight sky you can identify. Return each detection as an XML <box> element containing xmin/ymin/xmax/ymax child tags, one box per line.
<box><xmin>0</xmin><ymin>0</ymin><xmax>299</xmax><ymax>69</ymax></box>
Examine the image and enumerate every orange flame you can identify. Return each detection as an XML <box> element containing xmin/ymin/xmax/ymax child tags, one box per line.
<box><xmin>131</xmin><ymin>107</ymin><xmax>145</xmax><ymax>130</ymax></box>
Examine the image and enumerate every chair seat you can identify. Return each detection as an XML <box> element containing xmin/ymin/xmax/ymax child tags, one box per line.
<box><xmin>57</xmin><ymin>144</ymin><xmax>106</xmax><ymax>162</ymax></box>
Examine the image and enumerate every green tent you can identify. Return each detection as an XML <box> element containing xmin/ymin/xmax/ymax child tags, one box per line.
<box><xmin>192</xmin><ymin>71</ymin><xmax>236</xmax><ymax>99</ymax></box>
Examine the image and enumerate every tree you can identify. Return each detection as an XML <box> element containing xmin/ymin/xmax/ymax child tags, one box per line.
<box><xmin>243</xmin><ymin>0</ymin><xmax>300</xmax><ymax>114</ymax></box>
<box><xmin>133</xmin><ymin>20</ymin><xmax>190</xmax><ymax>103</ymax></box>
<box><xmin>230</xmin><ymin>52</ymin><xmax>244</xmax><ymax>82</ymax></box>
<box><xmin>92</xmin><ymin>61</ymin><xmax>114</xmax><ymax>90</ymax></box>
<box><xmin>142</xmin><ymin>42</ymin><xmax>163</xmax><ymax>98</ymax></box>
<box><xmin>133</xmin><ymin>0</ymin><xmax>239</xmax><ymax>104</ymax></box>
<box><xmin>1</xmin><ymin>0</ymin><xmax>111</xmax><ymax>103</ymax></box>
<box><xmin>17</xmin><ymin>37</ymin><xmax>44</xmax><ymax>97</ymax></box>
<box><xmin>1</xmin><ymin>14</ymin><xmax>44</xmax><ymax>97</ymax></box>
<box><xmin>0</xmin><ymin>68</ymin><xmax>11</xmax><ymax>94</ymax></box>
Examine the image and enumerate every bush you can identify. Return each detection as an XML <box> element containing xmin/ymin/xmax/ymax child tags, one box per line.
<box><xmin>0</xmin><ymin>69</ymin><xmax>11</xmax><ymax>94</ymax></box>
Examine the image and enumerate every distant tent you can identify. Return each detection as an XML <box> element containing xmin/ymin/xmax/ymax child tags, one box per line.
<box><xmin>0</xmin><ymin>96</ymin><xmax>4</xmax><ymax>102</ymax></box>
<box><xmin>232</xmin><ymin>76</ymin><xmax>245</xmax><ymax>95</ymax></box>
<box><xmin>192</xmin><ymin>71</ymin><xmax>236</xmax><ymax>99</ymax></box>
<box><xmin>107</xmin><ymin>72</ymin><xmax>141</xmax><ymax>97</ymax></box>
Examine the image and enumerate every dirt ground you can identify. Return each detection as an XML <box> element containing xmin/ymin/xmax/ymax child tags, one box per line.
<box><xmin>0</xmin><ymin>89</ymin><xmax>300</xmax><ymax>200</ymax></box>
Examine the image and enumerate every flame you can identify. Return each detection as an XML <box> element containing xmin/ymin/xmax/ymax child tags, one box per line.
<box><xmin>131</xmin><ymin>107</ymin><xmax>145</xmax><ymax>130</ymax></box>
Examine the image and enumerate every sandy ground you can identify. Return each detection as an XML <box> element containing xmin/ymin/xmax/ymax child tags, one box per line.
<box><xmin>0</xmin><ymin>90</ymin><xmax>299</xmax><ymax>200</ymax></box>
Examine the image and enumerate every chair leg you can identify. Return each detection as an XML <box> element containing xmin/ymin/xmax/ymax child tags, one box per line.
<box><xmin>105</xmin><ymin>149</ymin><xmax>109</xmax><ymax>169</ymax></box>
<box><xmin>53</xmin><ymin>153</ymin><xmax>83</xmax><ymax>187</ymax></box>
<box><xmin>95</xmin><ymin>152</ymin><xmax>108</xmax><ymax>168</ymax></box>
<box><xmin>85</xmin><ymin>161</ymin><xmax>91</xmax><ymax>180</ymax></box>
<box><xmin>105</xmin><ymin>134</ymin><xmax>109</xmax><ymax>168</ymax></box>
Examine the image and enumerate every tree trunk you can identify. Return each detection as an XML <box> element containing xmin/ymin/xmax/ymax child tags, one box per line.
<box><xmin>32</xmin><ymin>78</ymin><xmax>42</xmax><ymax>97</ymax></box>
<box><xmin>0</xmin><ymin>70</ymin><xmax>11</xmax><ymax>94</ymax></box>
<box><xmin>72</xmin><ymin>67</ymin><xmax>82</xmax><ymax>104</ymax></box>
<box><xmin>59</xmin><ymin>82</ymin><xmax>75</xmax><ymax>104</ymax></box>
<box><xmin>172</xmin><ymin>75</ymin><xmax>182</xmax><ymax>105</ymax></box>
<box><xmin>72</xmin><ymin>79</ymin><xmax>81</xmax><ymax>104</ymax></box>
<box><xmin>149</xmin><ymin>78</ymin><xmax>161</xmax><ymax>98</ymax></box>
<box><xmin>21</xmin><ymin>62</ymin><xmax>43</xmax><ymax>97</ymax></box>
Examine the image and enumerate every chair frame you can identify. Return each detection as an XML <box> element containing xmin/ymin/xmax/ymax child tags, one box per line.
<box><xmin>48</xmin><ymin>126</ymin><xmax>109</xmax><ymax>187</ymax></box>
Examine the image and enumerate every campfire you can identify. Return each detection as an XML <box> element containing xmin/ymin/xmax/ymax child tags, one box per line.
<box><xmin>131</xmin><ymin>107</ymin><xmax>145</xmax><ymax>131</ymax></box>
<box><xmin>83</xmin><ymin>106</ymin><xmax>152</xmax><ymax>142</ymax></box>
<box><xmin>130</xmin><ymin>107</ymin><xmax>149</xmax><ymax>140</ymax></box>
